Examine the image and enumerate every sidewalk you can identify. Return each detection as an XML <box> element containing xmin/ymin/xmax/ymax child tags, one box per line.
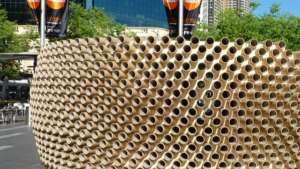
<box><xmin>0</xmin><ymin>125</ymin><xmax>44</xmax><ymax>169</ymax></box>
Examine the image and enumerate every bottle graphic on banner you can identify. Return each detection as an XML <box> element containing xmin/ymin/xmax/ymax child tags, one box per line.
<box><xmin>46</xmin><ymin>0</ymin><xmax>69</xmax><ymax>37</ymax></box>
<box><xmin>162</xmin><ymin>0</ymin><xmax>202</xmax><ymax>39</ymax></box>
<box><xmin>183</xmin><ymin>0</ymin><xmax>202</xmax><ymax>39</ymax></box>
<box><xmin>27</xmin><ymin>0</ymin><xmax>41</xmax><ymax>26</ymax></box>
<box><xmin>163</xmin><ymin>0</ymin><xmax>179</xmax><ymax>38</ymax></box>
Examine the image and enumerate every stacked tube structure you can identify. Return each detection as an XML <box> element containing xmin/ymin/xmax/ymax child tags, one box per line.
<box><xmin>30</xmin><ymin>36</ymin><xmax>300</xmax><ymax>169</ymax></box>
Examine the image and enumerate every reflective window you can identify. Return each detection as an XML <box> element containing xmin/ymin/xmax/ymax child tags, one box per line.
<box><xmin>0</xmin><ymin>0</ymin><xmax>34</xmax><ymax>24</ymax></box>
<box><xmin>95</xmin><ymin>0</ymin><xmax>167</xmax><ymax>27</ymax></box>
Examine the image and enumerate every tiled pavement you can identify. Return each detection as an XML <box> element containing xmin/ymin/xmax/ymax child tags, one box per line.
<box><xmin>0</xmin><ymin>125</ymin><xmax>44</xmax><ymax>169</ymax></box>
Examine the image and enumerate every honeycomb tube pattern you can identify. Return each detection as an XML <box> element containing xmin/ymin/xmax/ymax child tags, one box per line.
<box><xmin>30</xmin><ymin>36</ymin><xmax>300</xmax><ymax>169</ymax></box>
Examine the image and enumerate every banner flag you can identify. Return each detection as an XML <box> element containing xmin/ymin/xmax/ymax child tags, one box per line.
<box><xmin>162</xmin><ymin>0</ymin><xmax>202</xmax><ymax>39</ymax></box>
<box><xmin>183</xmin><ymin>0</ymin><xmax>202</xmax><ymax>39</ymax></box>
<box><xmin>27</xmin><ymin>0</ymin><xmax>41</xmax><ymax>27</ymax></box>
<box><xmin>27</xmin><ymin>0</ymin><xmax>69</xmax><ymax>37</ymax></box>
<box><xmin>46</xmin><ymin>0</ymin><xmax>69</xmax><ymax>37</ymax></box>
<box><xmin>163</xmin><ymin>0</ymin><xmax>179</xmax><ymax>38</ymax></box>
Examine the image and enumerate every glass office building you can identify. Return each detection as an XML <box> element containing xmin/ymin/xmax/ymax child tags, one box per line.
<box><xmin>94</xmin><ymin>0</ymin><xmax>167</xmax><ymax>28</ymax></box>
<box><xmin>0</xmin><ymin>0</ymin><xmax>34</xmax><ymax>24</ymax></box>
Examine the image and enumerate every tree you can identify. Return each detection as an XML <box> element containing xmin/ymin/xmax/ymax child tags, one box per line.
<box><xmin>0</xmin><ymin>8</ymin><xmax>25</xmax><ymax>79</ymax></box>
<box><xmin>270</xmin><ymin>4</ymin><xmax>280</xmax><ymax>16</ymax></box>
<box><xmin>250</xmin><ymin>1</ymin><xmax>260</xmax><ymax>12</ymax></box>
<box><xmin>66</xmin><ymin>2</ymin><xmax>124</xmax><ymax>39</ymax></box>
<box><xmin>0</xmin><ymin>60</ymin><xmax>20</xmax><ymax>79</ymax></box>
<box><xmin>193</xmin><ymin>4</ymin><xmax>300</xmax><ymax>51</ymax></box>
<box><xmin>0</xmin><ymin>9</ymin><xmax>16</xmax><ymax>52</ymax></box>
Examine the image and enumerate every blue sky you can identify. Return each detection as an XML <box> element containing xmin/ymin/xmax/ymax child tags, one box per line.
<box><xmin>253</xmin><ymin>0</ymin><xmax>300</xmax><ymax>16</ymax></box>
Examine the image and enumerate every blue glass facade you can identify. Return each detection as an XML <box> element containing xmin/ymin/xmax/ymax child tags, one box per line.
<box><xmin>94</xmin><ymin>0</ymin><xmax>167</xmax><ymax>28</ymax></box>
<box><xmin>0</xmin><ymin>0</ymin><xmax>34</xmax><ymax>24</ymax></box>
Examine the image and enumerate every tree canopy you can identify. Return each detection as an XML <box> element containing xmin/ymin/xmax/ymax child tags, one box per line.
<box><xmin>66</xmin><ymin>2</ymin><xmax>124</xmax><ymax>39</ymax></box>
<box><xmin>194</xmin><ymin>4</ymin><xmax>300</xmax><ymax>51</ymax></box>
<box><xmin>0</xmin><ymin>8</ymin><xmax>27</xmax><ymax>79</ymax></box>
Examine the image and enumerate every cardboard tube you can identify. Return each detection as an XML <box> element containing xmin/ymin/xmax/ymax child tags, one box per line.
<box><xmin>190</xmin><ymin>37</ymin><xmax>199</xmax><ymax>49</ymax></box>
<box><xmin>160</xmin><ymin>36</ymin><xmax>170</xmax><ymax>48</ymax></box>
<box><xmin>175</xmin><ymin>36</ymin><xmax>185</xmax><ymax>48</ymax></box>
<box><xmin>205</xmin><ymin>37</ymin><xmax>214</xmax><ymax>49</ymax></box>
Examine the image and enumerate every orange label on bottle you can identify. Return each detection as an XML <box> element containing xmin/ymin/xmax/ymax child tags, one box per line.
<box><xmin>163</xmin><ymin>0</ymin><xmax>178</xmax><ymax>10</ymax></box>
<box><xmin>184</xmin><ymin>0</ymin><xmax>202</xmax><ymax>11</ymax></box>
<box><xmin>27</xmin><ymin>0</ymin><xmax>40</xmax><ymax>10</ymax></box>
<box><xmin>46</xmin><ymin>0</ymin><xmax>66</xmax><ymax>10</ymax></box>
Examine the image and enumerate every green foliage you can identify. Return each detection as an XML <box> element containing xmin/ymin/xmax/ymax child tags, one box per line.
<box><xmin>194</xmin><ymin>4</ymin><xmax>300</xmax><ymax>51</ymax></box>
<box><xmin>0</xmin><ymin>60</ymin><xmax>20</xmax><ymax>79</ymax></box>
<box><xmin>270</xmin><ymin>4</ymin><xmax>280</xmax><ymax>16</ymax></box>
<box><xmin>0</xmin><ymin>9</ymin><xmax>16</xmax><ymax>53</ymax></box>
<box><xmin>250</xmin><ymin>1</ymin><xmax>260</xmax><ymax>11</ymax></box>
<box><xmin>67</xmin><ymin>2</ymin><xmax>124</xmax><ymax>39</ymax></box>
<box><xmin>0</xmin><ymin>8</ymin><xmax>28</xmax><ymax>79</ymax></box>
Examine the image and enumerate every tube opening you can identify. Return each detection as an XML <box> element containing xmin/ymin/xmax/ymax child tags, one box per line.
<box><xmin>206</xmin><ymin>72</ymin><xmax>214</xmax><ymax>80</ymax></box>
<box><xmin>212</xmin><ymin>135</ymin><xmax>220</xmax><ymax>144</ymax></box>
<box><xmin>214</xmin><ymin>46</ymin><xmax>222</xmax><ymax>54</ymax></box>
<box><xmin>175</xmin><ymin>54</ymin><xmax>183</xmax><ymax>61</ymax></box>
<box><xmin>176</xmin><ymin>36</ymin><xmax>185</xmax><ymax>44</ymax></box>
<box><xmin>140</xmin><ymin>44</ymin><xmax>146</xmax><ymax>52</ymax></box>
<box><xmin>244</xmin><ymin>47</ymin><xmax>252</xmax><ymax>55</ymax></box>
<box><xmin>169</xmin><ymin>45</ymin><xmax>176</xmax><ymax>52</ymax></box>
<box><xmin>213</xmin><ymin>81</ymin><xmax>221</xmax><ymax>89</ymax></box>
<box><xmin>188</xmin><ymin>127</ymin><xmax>197</xmax><ymax>135</ymax></box>
<box><xmin>183</xmin><ymin>62</ymin><xmax>190</xmax><ymax>70</ymax></box>
<box><xmin>236</xmin><ymin>38</ymin><xmax>244</xmax><ymax>46</ymax></box>
<box><xmin>134</xmin><ymin>36</ymin><xmax>141</xmax><ymax>43</ymax></box>
<box><xmin>204</xmin><ymin>127</ymin><xmax>213</xmax><ymax>135</ymax></box>
<box><xmin>189</xmin><ymin>71</ymin><xmax>198</xmax><ymax>79</ymax></box>
<box><xmin>159</xmin><ymin>71</ymin><xmax>166</xmax><ymax>79</ymax></box>
<box><xmin>236</xmin><ymin>55</ymin><xmax>244</xmax><ymax>63</ymax></box>
<box><xmin>175</xmin><ymin>71</ymin><xmax>182</xmax><ymax>79</ymax></box>
<box><xmin>167</xmin><ymin>62</ymin><xmax>175</xmax><ymax>70</ymax></box>
<box><xmin>198</xmin><ymin>45</ymin><xmax>206</xmax><ymax>53</ymax></box>
<box><xmin>160</xmin><ymin>53</ymin><xmax>168</xmax><ymax>61</ymax></box>
<box><xmin>265</xmin><ymin>40</ymin><xmax>273</xmax><ymax>47</ymax></box>
<box><xmin>206</xmin><ymin>37</ymin><xmax>214</xmax><ymax>45</ymax></box>
<box><xmin>197</xmin><ymin>81</ymin><xmax>205</xmax><ymax>88</ymax></box>
<box><xmin>259</xmin><ymin>48</ymin><xmax>266</xmax><ymax>55</ymax></box>
<box><xmin>221</xmin><ymin>55</ymin><xmax>229</xmax><ymax>62</ymax></box>
<box><xmin>250</xmin><ymin>39</ymin><xmax>258</xmax><ymax>46</ymax></box>
<box><xmin>181</xmin><ymin>80</ymin><xmax>190</xmax><ymax>88</ymax></box>
<box><xmin>229</xmin><ymin>46</ymin><xmax>237</xmax><ymax>54</ymax></box>
<box><xmin>183</xmin><ymin>45</ymin><xmax>191</xmax><ymax>53</ymax></box>
<box><xmin>221</xmin><ymin>38</ymin><xmax>229</xmax><ymax>46</ymax></box>
<box><xmin>196</xmin><ymin>136</ymin><xmax>204</xmax><ymax>144</ymax></box>
<box><xmin>162</xmin><ymin>36</ymin><xmax>169</xmax><ymax>44</ymax></box>
<box><xmin>198</xmin><ymin>63</ymin><xmax>206</xmax><ymax>70</ymax></box>
<box><xmin>205</xmin><ymin>109</ymin><xmax>213</xmax><ymax>117</ymax></box>
<box><xmin>189</xmin><ymin>90</ymin><xmax>197</xmax><ymax>98</ymax></box>
<box><xmin>219</xmin><ymin>162</ymin><xmax>227</xmax><ymax>168</ymax></box>
<box><xmin>191</xmin><ymin>37</ymin><xmax>199</xmax><ymax>44</ymax></box>
<box><xmin>147</xmin><ymin>36</ymin><xmax>155</xmax><ymax>44</ymax></box>
<box><xmin>206</xmin><ymin>54</ymin><xmax>214</xmax><ymax>62</ymax></box>
<box><xmin>213</xmin><ymin>100</ymin><xmax>222</xmax><ymax>108</ymax></box>
<box><xmin>173</xmin><ymin>90</ymin><xmax>181</xmax><ymax>97</ymax></box>
<box><xmin>213</xmin><ymin>63</ymin><xmax>222</xmax><ymax>72</ymax></box>
<box><xmin>188</xmin><ymin>108</ymin><xmax>196</xmax><ymax>116</ymax></box>
<box><xmin>196</xmin><ymin>117</ymin><xmax>205</xmax><ymax>126</ymax></box>
<box><xmin>221</xmin><ymin>73</ymin><xmax>229</xmax><ymax>81</ymax></box>
<box><xmin>180</xmin><ymin>117</ymin><xmax>189</xmax><ymax>125</ymax></box>
<box><xmin>154</xmin><ymin>45</ymin><xmax>161</xmax><ymax>52</ymax></box>
<box><xmin>222</xmin><ymin>90</ymin><xmax>230</xmax><ymax>98</ymax></box>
